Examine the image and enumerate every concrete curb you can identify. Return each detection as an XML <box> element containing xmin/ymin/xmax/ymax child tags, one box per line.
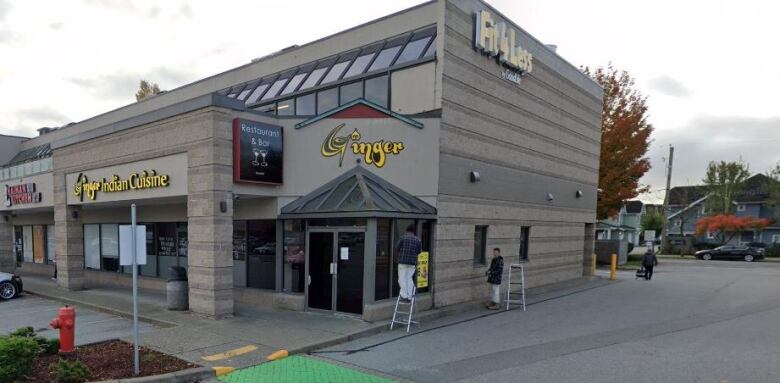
<box><xmin>94</xmin><ymin>366</ymin><xmax>215</xmax><ymax>383</ymax></box>
<box><xmin>24</xmin><ymin>289</ymin><xmax>178</xmax><ymax>328</ymax></box>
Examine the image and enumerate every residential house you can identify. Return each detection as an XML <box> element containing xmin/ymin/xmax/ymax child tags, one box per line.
<box><xmin>666</xmin><ymin>174</ymin><xmax>780</xmax><ymax>246</ymax></box>
<box><xmin>597</xmin><ymin>200</ymin><xmax>644</xmax><ymax>245</ymax></box>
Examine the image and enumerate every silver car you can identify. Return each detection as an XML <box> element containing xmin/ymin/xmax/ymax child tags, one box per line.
<box><xmin>0</xmin><ymin>272</ymin><xmax>23</xmax><ymax>300</ymax></box>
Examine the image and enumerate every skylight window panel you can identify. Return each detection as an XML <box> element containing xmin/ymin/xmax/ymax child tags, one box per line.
<box><xmin>343</xmin><ymin>52</ymin><xmax>376</xmax><ymax>79</ymax></box>
<box><xmin>246</xmin><ymin>83</ymin><xmax>270</xmax><ymax>104</ymax></box>
<box><xmin>227</xmin><ymin>84</ymin><xmax>246</xmax><ymax>98</ymax></box>
<box><xmin>299</xmin><ymin>67</ymin><xmax>328</xmax><ymax>90</ymax></box>
<box><xmin>368</xmin><ymin>46</ymin><xmax>401</xmax><ymax>71</ymax></box>
<box><xmin>395</xmin><ymin>36</ymin><xmax>431</xmax><ymax>65</ymax></box>
<box><xmin>321</xmin><ymin>61</ymin><xmax>351</xmax><ymax>85</ymax></box>
<box><xmin>423</xmin><ymin>36</ymin><xmax>437</xmax><ymax>58</ymax></box>
<box><xmin>237</xmin><ymin>81</ymin><xmax>260</xmax><ymax>100</ymax></box>
<box><xmin>281</xmin><ymin>72</ymin><xmax>308</xmax><ymax>95</ymax></box>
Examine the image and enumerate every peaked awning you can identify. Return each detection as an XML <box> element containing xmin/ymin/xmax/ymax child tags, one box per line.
<box><xmin>280</xmin><ymin>166</ymin><xmax>436</xmax><ymax>219</ymax></box>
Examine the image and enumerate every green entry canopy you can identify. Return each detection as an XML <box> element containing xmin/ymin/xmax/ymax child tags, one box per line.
<box><xmin>280</xmin><ymin>166</ymin><xmax>436</xmax><ymax>219</ymax></box>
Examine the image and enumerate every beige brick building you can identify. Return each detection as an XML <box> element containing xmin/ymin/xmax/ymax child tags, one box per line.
<box><xmin>0</xmin><ymin>0</ymin><xmax>601</xmax><ymax>320</ymax></box>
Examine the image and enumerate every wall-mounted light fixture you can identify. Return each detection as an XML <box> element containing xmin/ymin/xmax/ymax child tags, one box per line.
<box><xmin>469</xmin><ymin>171</ymin><xmax>481</xmax><ymax>183</ymax></box>
<box><xmin>546</xmin><ymin>193</ymin><xmax>554</xmax><ymax>202</ymax></box>
<box><xmin>220</xmin><ymin>201</ymin><xmax>228</xmax><ymax>213</ymax></box>
<box><xmin>71</xmin><ymin>210</ymin><xmax>79</xmax><ymax>220</ymax></box>
<box><xmin>3</xmin><ymin>215</ymin><xmax>8</xmax><ymax>222</ymax></box>
<box><xmin>576</xmin><ymin>190</ymin><xmax>583</xmax><ymax>198</ymax></box>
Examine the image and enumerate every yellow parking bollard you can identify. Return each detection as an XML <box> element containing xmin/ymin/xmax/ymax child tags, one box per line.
<box><xmin>591</xmin><ymin>253</ymin><xmax>597</xmax><ymax>275</ymax></box>
<box><xmin>610</xmin><ymin>253</ymin><xmax>617</xmax><ymax>280</ymax></box>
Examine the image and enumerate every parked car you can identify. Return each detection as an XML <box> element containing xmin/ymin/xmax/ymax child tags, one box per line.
<box><xmin>0</xmin><ymin>272</ymin><xmax>23</xmax><ymax>300</ymax></box>
<box><xmin>747</xmin><ymin>242</ymin><xmax>766</xmax><ymax>256</ymax></box>
<box><xmin>695</xmin><ymin>245</ymin><xmax>763</xmax><ymax>262</ymax></box>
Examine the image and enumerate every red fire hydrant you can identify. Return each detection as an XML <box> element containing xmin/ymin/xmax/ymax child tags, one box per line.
<box><xmin>50</xmin><ymin>306</ymin><xmax>76</xmax><ymax>353</ymax></box>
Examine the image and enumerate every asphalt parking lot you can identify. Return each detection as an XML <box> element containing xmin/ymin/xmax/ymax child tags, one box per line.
<box><xmin>320</xmin><ymin>259</ymin><xmax>780</xmax><ymax>382</ymax></box>
<box><xmin>0</xmin><ymin>293</ymin><xmax>156</xmax><ymax>345</ymax></box>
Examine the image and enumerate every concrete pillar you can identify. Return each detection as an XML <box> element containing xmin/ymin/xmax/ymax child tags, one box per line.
<box><xmin>582</xmin><ymin>222</ymin><xmax>596</xmax><ymax>276</ymax></box>
<box><xmin>0</xmin><ymin>218</ymin><xmax>14</xmax><ymax>272</ymax></box>
<box><xmin>186</xmin><ymin>112</ymin><xmax>234</xmax><ymax>319</ymax></box>
<box><xmin>54</xmin><ymin>170</ymin><xmax>84</xmax><ymax>289</ymax></box>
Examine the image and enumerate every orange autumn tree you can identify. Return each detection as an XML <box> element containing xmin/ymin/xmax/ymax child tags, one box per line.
<box><xmin>695</xmin><ymin>215</ymin><xmax>771</xmax><ymax>244</ymax></box>
<box><xmin>584</xmin><ymin>64</ymin><xmax>653</xmax><ymax>219</ymax></box>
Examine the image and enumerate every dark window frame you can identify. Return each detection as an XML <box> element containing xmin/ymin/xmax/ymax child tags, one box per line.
<box><xmin>474</xmin><ymin>225</ymin><xmax>488</xmax><ymax>266</ymax></box>
<box><xmin>520</xmin><ymin>226</ymin><xmax>530</xmax><ymax>261</ymax></box>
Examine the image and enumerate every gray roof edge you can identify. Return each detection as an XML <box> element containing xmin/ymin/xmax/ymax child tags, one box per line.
<box><xmin>51</xmin><ymin>93</ymin><xmax>245</xmax><ymax>150</ymax></box>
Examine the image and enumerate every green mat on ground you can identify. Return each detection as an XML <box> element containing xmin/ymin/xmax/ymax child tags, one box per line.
<box><xmin>218</xmin><ymin>355</ymin><xmax>393</xmax><ymax>383</ymax></box>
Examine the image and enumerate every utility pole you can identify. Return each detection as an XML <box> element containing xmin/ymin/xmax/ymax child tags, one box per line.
<box><xmin>660</xmin><ymin>145</ymin><xmax>674</xmax><ymax>252</ymax></box>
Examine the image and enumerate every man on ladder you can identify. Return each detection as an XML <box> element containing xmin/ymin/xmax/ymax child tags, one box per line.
<box><xmin>391</xmin><ymin>225</ymin><xmax>422</xmax><ymax>332</ymax></box>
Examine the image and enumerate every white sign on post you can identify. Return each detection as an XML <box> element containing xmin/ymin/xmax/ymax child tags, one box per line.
<box><xmin>644</xmin><ymin>230</ymin><xmax>656</xmax><ymax>242</ymax></box>
<box><xmin>120</xmin><ymin>225</ymin><xmax>147</xmax><ymax>266</ymax></box>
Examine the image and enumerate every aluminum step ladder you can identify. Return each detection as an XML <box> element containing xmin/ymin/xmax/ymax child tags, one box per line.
<box><xmin>390</xmin><ymin>285</ymin><xmax>418</xmax><ymax>333</ymax></box>
<box><xmin>505</xmin><ymin>263</ymin><xmax>527</xmax><ymax>311</ymax></box>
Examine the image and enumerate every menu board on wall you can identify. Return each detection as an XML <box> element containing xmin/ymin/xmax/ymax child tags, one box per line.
<box><xmin>158</xmin><ymin>236</ymin><xmax>176</xmax><ymax>257</ymax></box>
<box><xmin>233</xmin><ymin>118</ymin><xmax>283</xmax><ymax>184</ymax></box>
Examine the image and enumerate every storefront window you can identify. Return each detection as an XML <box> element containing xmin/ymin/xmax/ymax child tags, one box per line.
<box><xmin>14</xmin><ymin>227</ymin><xmax>23</xmax><ymax>264</ymax></box>
<box><xmin>364</xmin><ymin>75</ymin><xmax>388</xmax><ymax>108</ymax></box>
<box><xmin>277</xmin><ymin>99</ymin><xmax>294</xmax><ymax>116</ymax></box>
<box><xmin>418</xmin><ymin>221</ymin><xmax>432</xmax><ymax>293</ymax></box>
<box><xmin>101</xmin><ymin>224</ymin><xmax>119</xmax><ymax>271</ymax></box>
<box><xmin>84</xmin><ymin>224</ymin><xmax>101</xmax><ymax>269</ymax></box>
<box><xmin>247</xmin><ymin>220</ymin><xmax>275</xmax><ymax>289</ymax></box>
<box><xmin>392</xmin><ymin>219</ymin><xmax>415</xmax><ymax>297</ymax></box>
<box><xmin>283</xmin><ymin>220</ymin><xmax>305</xmax><ymax>293</ymax></box>
<box><xmin>375</xmin><ymin>219</ymin><xmax>392</xmax><ymax>301</ymax></box>
<box><xmin>140</xmin><ymin>224</ymin><xmax>157</xmax><ymax>277</ymax></box>
<box><xmin>157</xmin><ymin>223</ymin><xmax>178</xmax><ymax>274</ymax></box>
<box><xmin>176</xmin><ymin>223</ymin><xmax>188</xmax><ymax>268</ymax></box>
<box><xmin>339</xmin><ymin>81</ymin><xmax>363</xmax><ymax>105</ymax></box>
<box><xmin>317</xmin><ymin>88</ymin><xmax>338</xmax><ymax>114</ymax></box>
<box><xmin>22</xmin><ymin>226</ymin><xmax>33</xmax><ymax>263</ymax></box>
<box><xmin>296</xmin><ymin>93</ymin><xmax>316</xmax><ymax>115</ymax></box>
<box><xmin>33</xmin><ymin>226</ymin><xmax>45</xmax><ymax>264</ymax></box>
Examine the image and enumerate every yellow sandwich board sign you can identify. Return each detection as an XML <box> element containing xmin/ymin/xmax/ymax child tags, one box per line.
<box><xmin>417</xmin><ymin>252</ymin><xmax>429</xmax><ymax>288</ymax></box>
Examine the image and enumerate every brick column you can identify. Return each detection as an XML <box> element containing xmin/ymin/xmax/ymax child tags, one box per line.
<box><xmin>0</xmin><ymin>218</ymin><xmax>14</xmax><ymax>272</ymax></box>
<box><xmin>54</xmin><ymin>172</ymin><xmax>84</xmax><ymax>290</ymax></box>
<box><xmin>187</xmin><ymin>111</ymin><xmax>234</xmax><ymax>318</ymax></box>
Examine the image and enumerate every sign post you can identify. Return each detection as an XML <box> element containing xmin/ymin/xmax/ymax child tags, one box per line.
<box><xmin>120</xmin><ymin>206</ymin><xmax>146</xmax><ymax>376</ymax></box>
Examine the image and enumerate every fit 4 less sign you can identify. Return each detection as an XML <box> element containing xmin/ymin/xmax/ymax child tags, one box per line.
<box><xmin>474</xmin><ymin>10</ymin><xmax>533</xmax><ymax>84</ymax></box>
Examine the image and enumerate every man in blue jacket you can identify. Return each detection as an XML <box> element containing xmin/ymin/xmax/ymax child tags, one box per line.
<box><xmin>396</xmin><ymin>225</ymin><xmax>422</xmax><ymax>302</ymax></box>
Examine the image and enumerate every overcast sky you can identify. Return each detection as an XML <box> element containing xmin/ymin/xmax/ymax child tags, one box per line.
<box><xmin>1</xmin><ymin>0</ymin><xmax>778</xmax><ymax>202</ymax></box>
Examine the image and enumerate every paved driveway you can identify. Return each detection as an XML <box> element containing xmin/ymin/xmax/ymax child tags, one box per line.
<box><xmin>0</xmin><ymin>294</ymin><xmax>155</xmax><ymax>345</ymax></box>
<box><xmin>320</xmin><ymin>259</ymin><xmax>780</xmax><ymax>382</ymax></box>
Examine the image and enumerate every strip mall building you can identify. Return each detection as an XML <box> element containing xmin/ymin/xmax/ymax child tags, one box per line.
<box><xmin>0</xmin><ymin>0</ymin><xmax>602</xmax><ymax>320</ymax></box>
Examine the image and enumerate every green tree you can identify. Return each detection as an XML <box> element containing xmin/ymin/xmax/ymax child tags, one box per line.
<box><xmin>767</xmin><ymin>162</ymin><xmax>780</xmax><ymax>219</ymax></box>
<box><xmin>135</xmin><ymin>80</ymin><xmax>162</xmax><ymax>101</ymax></box>
<box><xmin>583</xmin><ymin>64</ymin><xmax>653</xmax><ymax>220</ymax></box>
<box><xmin>641</xmin><ymin>210</ymin><xmax>664</xmax><ymax>237</ymax></box>
<box><xmin>703</xmin><ymin>160</ymin><xmax>750</xmax><ymax>215</ymax></box>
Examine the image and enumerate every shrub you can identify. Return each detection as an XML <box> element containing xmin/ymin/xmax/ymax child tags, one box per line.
<box><xmin>10</xmin><ymin>326</ymin><xmax>35</xmax><ymax>338</ymax></box>
<box><xmin>9</xmin><ymin>326</ymin><xmax>60</xmax><ymax>355</ymax></box>
<box><xmin>0</xmin><ymin>335</ymin><xmax>39</xmax><ymax>382</ymax></box>
<box><xmin>52</xmin><ymin>359</ymin><xmax>90</xmax><ymax>383</ymax></box>
<box><xmin>766</xmin><ymin>245</ymin><xmax>780</xmax><ymax>258</ymax></box>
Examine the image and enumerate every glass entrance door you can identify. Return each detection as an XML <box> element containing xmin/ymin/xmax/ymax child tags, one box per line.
<box><xmin>336</xmin><ymin>232</ymin><xmax>365</xmax><ymax>314</ymax></box>
<box><xmin>306</xmin><ymin>229</ymin><xmax>365</xmax><ymax>315</ymax></box>
<box><xmin>308</xmin><ymin>232</ymin><xmax>334</xmax><ymax>311</ymax></box>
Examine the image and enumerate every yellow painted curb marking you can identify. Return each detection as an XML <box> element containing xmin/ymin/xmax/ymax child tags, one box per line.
<box><xmin>266</xmin><ymin>349</ymin><xmax>289</xmax><ymax>361</ymax></box>
<box><xmin>213</xmin><ymin>366</ymin><xmax>236</xmax><ymax>376</ymax></box>
<box><xmin>202</xmin><ymin>345</ymin><xmax>258</xmax><ymax>361</ymax></box>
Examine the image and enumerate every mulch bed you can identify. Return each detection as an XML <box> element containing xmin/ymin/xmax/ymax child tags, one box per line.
<box><xmin>25</xmin><ymin>340</ymin><xmax>197</xmax><ymax>382</ymax></box>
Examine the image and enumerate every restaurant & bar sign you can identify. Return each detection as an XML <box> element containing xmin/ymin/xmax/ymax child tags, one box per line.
<box><xmin>233</xmin><ymin>118</ymin><xmax>284</xmax><ymax>184</ymax></box>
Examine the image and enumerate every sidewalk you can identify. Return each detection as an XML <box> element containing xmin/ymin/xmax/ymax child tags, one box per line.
<box><xmin>22</xmin><ymin>275</ymin><xmax>608</xmax><ymax>370</ymax></box>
